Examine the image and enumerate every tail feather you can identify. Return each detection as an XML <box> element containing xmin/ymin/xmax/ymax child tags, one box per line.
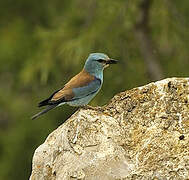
<box><xmin>31</xmin><ymin>105</ymin><xmax>57</xmax><ymax>120</ymax></box>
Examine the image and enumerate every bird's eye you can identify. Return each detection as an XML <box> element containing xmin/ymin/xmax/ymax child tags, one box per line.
<box><xmin>97</xmin><ymin>59</ymin><xmax>105</xmax><ymax>63</ymax></box>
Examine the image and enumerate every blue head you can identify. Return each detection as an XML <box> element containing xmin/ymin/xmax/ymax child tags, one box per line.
<box><xmin>84</xmin><ymin>53</ymin><xmax>117</xmax><ymax>76</ymax></box>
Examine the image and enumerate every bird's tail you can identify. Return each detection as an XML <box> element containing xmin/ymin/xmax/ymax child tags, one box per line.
<box><xmin>31</xmin><ymin>104</ymin><xmax>57</xmax><ymax>120</ymax></box>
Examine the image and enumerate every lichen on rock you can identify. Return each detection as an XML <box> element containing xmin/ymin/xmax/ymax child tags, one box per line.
<box><xmin>30</xmin><ymin>78</ymin><xmax>189</xmax><ymax>180</ymax></box>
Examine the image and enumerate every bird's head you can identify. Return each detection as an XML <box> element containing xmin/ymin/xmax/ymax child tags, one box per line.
<box><xmin>84</xmin><ymin>53</ymin><xmax>118</xmax><ymax>74</ymax></box>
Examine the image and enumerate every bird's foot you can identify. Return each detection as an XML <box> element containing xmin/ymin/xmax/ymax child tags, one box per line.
<box><xmin>80</xmin><ymin>105</ymin><xmax>103</xmax><ymax>111</ymax></box>
<box><xmin>80</xmin><ymin>105</ymin><xmax>112</xmax><ymax>116</ymax></box>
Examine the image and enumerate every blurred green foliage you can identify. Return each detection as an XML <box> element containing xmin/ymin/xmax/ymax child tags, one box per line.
<box><xmin>0</xmin><ymin>0</ymin><xmax>188</xmax><ymax>179</ymax></box>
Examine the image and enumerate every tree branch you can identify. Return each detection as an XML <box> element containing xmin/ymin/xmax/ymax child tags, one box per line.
<box><xmin>135</xmin><ymin>0</ymin><xmax>164</xmax><ymax>81</ymax></box>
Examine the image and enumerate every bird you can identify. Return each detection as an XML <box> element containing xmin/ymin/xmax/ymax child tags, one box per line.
<box><xmin>31</xmin><ymin>53</ymin><xmax>118</xmax><ymax>120</ymax></box>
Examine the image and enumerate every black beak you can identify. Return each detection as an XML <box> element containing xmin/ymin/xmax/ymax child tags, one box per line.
<box><xmin>106</xmin><ymin>59</ymin><xmax>118</xmax><ymax>64</ymax></box>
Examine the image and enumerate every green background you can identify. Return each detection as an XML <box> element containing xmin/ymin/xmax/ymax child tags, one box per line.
<box><xmin>0</xmin><ymin>0</ymin><xmax>188</xmax><ymax>179</ymax></box>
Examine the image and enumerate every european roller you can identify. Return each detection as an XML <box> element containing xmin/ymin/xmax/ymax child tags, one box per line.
<box><xmin>31</xmin><ymin>53</ymin><xmax>117</xmax><ymax>120</ymax></box>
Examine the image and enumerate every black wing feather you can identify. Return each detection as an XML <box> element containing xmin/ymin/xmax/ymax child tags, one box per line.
<box><xmin>38</xmin><ymin>89</ymin><xmax>60</xmax><ymax>107</ymax></box>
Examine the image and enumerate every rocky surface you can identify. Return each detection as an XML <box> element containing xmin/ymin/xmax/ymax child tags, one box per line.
<box><xmin>30</xmin><ymin>78</ymin><xmax>189</xmax><ymax>180</ymax></box>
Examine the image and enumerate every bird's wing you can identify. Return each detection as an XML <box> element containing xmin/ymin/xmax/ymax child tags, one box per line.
<box><xmin>38</xmin><ymin>69</ymin><xmax>101</xmax><ymax>107</ymax></box>
<box><xmin>71</xmin><ymin>77</ymin><xmax>101</xmax><ymax>100</ymax></box>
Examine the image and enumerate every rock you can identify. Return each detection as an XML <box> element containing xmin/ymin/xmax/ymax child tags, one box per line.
<box><xmin>30</xmin><ymin>78</ymin><xmax>189</xmax><ymax>180</ymax></box>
